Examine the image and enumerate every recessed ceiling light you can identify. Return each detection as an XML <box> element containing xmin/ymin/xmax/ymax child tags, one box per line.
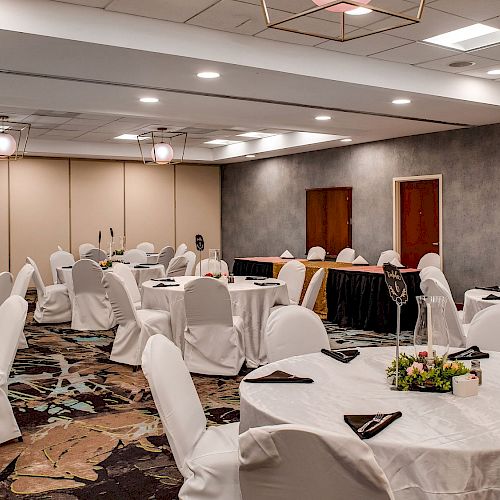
<box><xmin>237</xmin><ymin>132</ymin><xmax>275</xmax><ymax>138</ymax></box>
<box><xmin>245</xmin><ymin>154</ymin><xmax>256</xmax><ymax>158</ymax></box>
<box><xmin>204</xmin><ymin>139</ymin><xmax>239</xmax><ymax>145</ymax></box>
<box><xmin>115</xmin><ymin>134</ymin><xmax>146</xmax><ymax>140</ymax></box>
<box><xmin>392</xmin><ymin>98</ymin><xmax>411</xmax><ymax>105</ymax></box>
<box><xmin>424</xmin><ymin>23</ymin><xmax>500</xmax><ymax>51</ymax></box>
<box><xmin>340</xmin><ymin>138</ymin><xmax>352</xmax><ymax>143</ymax></box>
<box><xmin>487</xmin><ymin>69</ymin><xmax>500</xmax><ymax>75</ymax></box>
<box><xmin>345</xmin><ymin>7</ymin><xmax>372</xmax><ymax>15</ymax></box>
<box><xmin>315</xmin><ymin>115</ymin><xmax>332</xmax><ymax>121</ymax></box>
<box><xmin>197</xmin><ymin>71</ymin><xmax>220</xmax><ymax>79</ymax></box>
<box><xmin>139</xmin><ymin>97</ymin><xmax>159</xmax><ymax>103</ymax></box>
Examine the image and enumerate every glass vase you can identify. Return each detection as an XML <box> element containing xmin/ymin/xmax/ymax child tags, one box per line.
<box><xmin>208</xmin><ymin>249</ymin><xmax>221</xmax><ymax>276</ymax></box>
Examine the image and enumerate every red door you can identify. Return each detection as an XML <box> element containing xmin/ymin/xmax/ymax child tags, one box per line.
<box><xmin>400</xmin><ymin>180</ymin><xmax>439</xmax><ymax>268</ymax></box>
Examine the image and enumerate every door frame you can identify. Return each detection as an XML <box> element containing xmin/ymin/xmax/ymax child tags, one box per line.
<box><xmin>392</xmin><ymin>174</ymin><xmax>443</xmax><ymax>269</ymax></box>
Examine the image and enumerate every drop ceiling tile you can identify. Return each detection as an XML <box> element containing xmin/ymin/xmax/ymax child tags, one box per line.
<box><xmin>430</xmin><ymin>0</ymin><xmax>500</xmax><ymax>23</ymax></box>
<box><xmin>372</xmin><ymin>41</ymin><xmax>457</xmax><ymax>64</ymax></box>
<box><xmin>460</xmin><ymin>64</ymin><xmax>500</xmax><ymax>80</ymax></box>
<box><xmin>416</xmin><ymin>53</ymin><xmax>499</xmax><ymax>73</ymax></box>
<box><xmin>472</xmin><ymin>42</ymin><xmax>500</xmax><ymax>61</ymax></box>
<box><xmin>256</xmin><ymin>27</ymin><xmax>327</xmax><ymax>45</ymax></box>
<box><xmin>318</xmin><ymin>32</ymin><xmax>411</xmax><ymax>56</ymax></box>
<box><xmin>52</xmin><ymin>0</ymin><xmax>112</xmax><ymax>7</ymax></box>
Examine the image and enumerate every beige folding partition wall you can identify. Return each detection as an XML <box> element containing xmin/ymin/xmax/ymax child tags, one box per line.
<box><xmin>9</xmin><ymin>158</ymin><xmax>70</xmax><ymax>282</ymax></box>
<box><xmin>124</xmin><ymin>162</ymin><xmax>175</xmax><ymax>251</ymax></box>
<box><xmin>0</xmin><ymin>163</ymin><xmax>8</xmax><ymax>271</ymax></box>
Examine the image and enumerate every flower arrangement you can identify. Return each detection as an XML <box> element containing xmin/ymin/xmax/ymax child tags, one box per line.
<box><xmin>99</xmin><ymin>260</ymin><xmax>113</xmax><ymax>269</ymax></box>
<box><xmin>204</xmin><ymin>273</ymin><xmax>228</xmax><ymax>279</ymax></box>
<box><xmin>387</xmin><ymin>352</ymin><xmax>469</xmax><ymax>392</ymax></box>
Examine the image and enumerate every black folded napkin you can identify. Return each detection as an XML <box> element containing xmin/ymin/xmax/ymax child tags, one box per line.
<box><xmin>244</xmin><ymin>370</ymin><xmax>313</xmax><ymax>384</ymax></box>
<box><xmin>146</xmin><ymin>253</ymin><xmax>156</xmax><ymax>255</ymax></box>
<box><xmin>134</xmin><ymin>265</ymin><xmax>150</xmax><ymax>269</ymax></box>
<box><xmin>254</xmin><ymin>282</ymin><xmax>280</xmax><ymax>286</ymax></box>
<box><xmin>475</xmin><ymin>286</ymin><xmax>500</xmax><ymax>292</ymax></box>
<box><xmin>344</xmin><ymin>412</ymin><xmax>402</xmax><ymax>440</ymax></box>
<box><xmin>246</xmin><ymin>276</ymin><xmax>266</xmax><ymax>280</ymax></box>
<box><xmin>153</xmin><ymin>283</ymin><xmax>180</xmax><ymax>288</ymax></box>
<box><xmin>151</xmin><ymin>278</ymin><xmax>175</xmax><ymax>282</ymax></box>
<box><xmin>448</xmin><ymin>345</ymin><xmax>490</xmax><ymax>360</ymax></box>
<box><xmin>62</xmin><ymin>265</ymin><xmax>73</xmax><ymax>269</ymax></box>
<box><xmin>321</xmin><ymin>348</ymin><xmax>360</xmax><ymax>363</ymax></box>
<box><xmin>483</xmin><ymin>294</ymin><xmax>500</xmax><ymax>301</ymax></box>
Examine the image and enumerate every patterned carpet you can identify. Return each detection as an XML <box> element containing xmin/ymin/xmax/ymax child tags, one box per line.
<box><xmin>0</xmin><ymin>294</ymin><xmax>411</xmax><ymax>499</ymax></box>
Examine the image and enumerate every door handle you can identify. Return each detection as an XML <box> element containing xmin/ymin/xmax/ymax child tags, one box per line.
<box><xmin>432</xmin><ymin>242</ymin><xmax>439</xmax><ymax>246</ymax></box>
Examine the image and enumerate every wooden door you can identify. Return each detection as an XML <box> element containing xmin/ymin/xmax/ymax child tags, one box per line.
<box><xmin>400</xmin><ymin>180</ymin><xmax>439</xmax><ymax>268</ymax></box>
<box><xmin>306</xmin><ymin>190</ymin><xmax>326</xmax><ymax>251</ymax></box>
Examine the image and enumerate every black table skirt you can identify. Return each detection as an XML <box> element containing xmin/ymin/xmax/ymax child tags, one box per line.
<box><xmin>327</xmin><ymin>269</ymin><xmax>421</xmax><ymax>333</ymax></box>
<box><xmin>232</xmin><ymin>259</ymin><xmax>274</xmax><ymax>278</ymax></box>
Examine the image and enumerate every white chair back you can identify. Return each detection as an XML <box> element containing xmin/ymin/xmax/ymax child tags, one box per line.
<box><xmin>174</xmin><ymin>243</ymin><xmax>188</xmax><ymax>257</ymax></box>
<box><xmin>102</xmin><ymin>272</ymin><xmax>139</xmax><ymax>326</ymax></box>
<box><xmin>265</xmin><ymin>305</ymin><xmax>330</xmax><ymax>362</ymax></box>
<box><xmin>166</xmin><ymin>256</ymin><xmax>189</xmax><ymax>277</ymax></box>
<box><xmin>419</xmin><ymin>266</ymin><xmax>451</xmax><ymax>295</ymax></box>
<box><xmin>239</xmin><ymin>424</ymin><xmax>394</xmax><ymax>500</ymax></box>
<box><xmin>195</xmin><ymin>259</ymin><xmax>229</xmax><ymax>276</ymax></box>
<box><xmin>142</xmin><ymin>334</ymin><xmax>207</xmax><ymax>478</ymax></box>
<box><xmin>420</xmin><ymin>277</ymin><xmax>466</xmax><ymax>347</ymax></box>
<box><xmin>158</xmin><ymin>246</ymin><xmax>175</xmax><ymax>271</ymax></box>
<box><xmin>336</xmin><ymin>248</ymin><xmax>356</xmax><ymax>263</ymax></box>
<box><xmin>83</xmin><ymin>248</ymin><xmax>108</xmax><ymax>262</ymax></box>
<box><xmin>0</xmin><ymin>272</ymin><xmax>13</xmax><ymax>306</ymax></box>
<box><xmin>137</xmin><ymin>242</ymin><xmax>155</xmax><ymax>253</ymax></box>
<box><xmin>11</xmin><ymin>264</ymin><xmax>34</xmax><ymax>298</ymax></box>
<box><xmin>277</xmin><ymin>261</ymin><xmax>306</xmax><ymax>305</ymax></box>
<box><xmin>377</xmin><ymin>250</ymin><xmax>400</xmax><ymax>266</ymax></box>
<box><xmin>72</xmin><ymin>259</ymin><xmax>106</xmax><ymax>298</ymax></box>
<box><xmin>123</xmin><ymin>249</ymin><xmax>148</xmax><ymax>264</ymax></box>
<box><xmin>417</xmin><ymin>253</ymin><xmax>440</xmax><ymax>270</ymax></box>
<box><xmin>50</xmin><ymin>250</ymin><xmax>75</xmax><ymax>284</ymax></box>
<box><xmin>78</xmin><ymin>243</ymin><xmax>96</xmax><ymax>259</ymax></box>
<box><xmin>184</xmin><ymin>251</ymin><xmax>197</xmax><ymax>276</ymax></box>
<box><xmin>112</xmin><ymin>263</ymin><xmax>141</xmax><ymax>305</ymax></box>
<box><xmin>26</xmin><ymin>257</ymin><xmax>46</xmax><ymax>295</ymax></box>
<box><xmin>301</xmin><ymin>268</ymin><xmax>325</xmax><ymax>310</ymax></box>
<box><xmin>306</xmin><ymin>246</ymin><xmax>326</xmax><ymax>261</ymax></box>
<box><xmin>466</xmin><ymin>305</ymin><xmax>500</xmax><ymax>351</ymax></box>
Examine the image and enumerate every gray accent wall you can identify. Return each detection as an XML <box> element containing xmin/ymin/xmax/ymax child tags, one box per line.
<box><xmin>221</xmin><ymin>123</ymin><xmax>500</xmax><ymax>300</ymax></box>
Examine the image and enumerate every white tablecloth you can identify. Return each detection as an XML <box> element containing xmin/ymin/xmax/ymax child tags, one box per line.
<box><xmin>463</xmin><ymin>288</ymin><xmax>500</xmax><ymax>323</ymax></box>
<box><xmin>240</xmin><ymin>347</ymin><xmax>500</xmax><ymax>499</ymax></box>
<box><xmin>141</xmin><ymin>276</ymin><xmax>289</xmax><ymax>367</ymax></box>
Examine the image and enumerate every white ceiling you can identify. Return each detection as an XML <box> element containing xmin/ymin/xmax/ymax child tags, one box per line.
<box><xmin>0</xmin><ymin>0</ymin><xmax>499</xmax><ymax>163</ymax></box>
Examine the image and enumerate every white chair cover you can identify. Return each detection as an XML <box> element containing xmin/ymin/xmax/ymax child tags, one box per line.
<box><xmin>103</xmin><ymin>273</ymin><xmax>172</xmax><ymax>367</ymax></box>
<box><xmin>184</xmin><ymin>251</ymin><xmax>197</xmax><ymax>276</ymax></box>
<box><xmin>419</xmin><ymin>266</ymin><xmax>452</xmax><ymax>296</ymax></box>
<box><xmin>27</xmin><ymin>257</ymin><xmax>71</xmax><ymax>324</ymax></box>
<box><xmin>265</xmin><ymin>305</ymin><xmax>329</xmax><ymax>362</ymax></box>
<box><xmin>11</xmin><ymin>264</ymin><xmax>34</xmax><ymax>298</ymax></box>
<box><xmin>112</xmin><ymin>263</ymin><xmax>141</xmax><ymax>309</ymax></box>
<box><xmin>78</xmin><ymin>243</ymin><xmax>96</xmax><ymax>259</ymax></box>
<box><xmin>83</xmin><ymin>248</ymin><xmax>108</xmax><ymax>262</ymax></box>
<box><xmin>301</xmin><ymin>268</ymin><xmax>325</xmax><ymax>310</ymax></box>
<box><xmin>0</xmin><ymin>272</ymin><xmax>13</xmax><ymax>306</ymax></box>
<box><xmin>466</xmin><ymin>304</ymin><xmax>500</xmax><ymax>351</ymax></box>
<box><xmin>417</xmin><ymin>253</ymin><xmax>441</xmax><ymax>270</ymax></box>
<box><xmin>50</xmin><ymin>250</ymin><xmax>75</xmax><ymax>284</ymax></box>
<box><xmin>137</xmin><ymin>242</ymin><xmax>155</xmax><ymax>253</ymax></box>
<box><xmin>420</xmin><ymin>277</ymin><xmax>467</xmax><ymax>348</ymax></box>
<box><xmin>0</xmin><ymin>296</ymin><xmax>28</xmax><ymax>444</ymax></box>
<box><xmin>71</xmin><ymin>259</ymin><xmax>115</xmax><ymax>331</ymax></box>
<box><xmin>174</xmin><ymin>243</ymin><xmax>188</xmax><ymax>257</ymax></box>
<box><xmin>336</xmin><ymin>247</ymin><xmax>356</xmax><ymax>263</ymax></box>
<box><xmin>377</xmin><ymin>250</ymin><xmax>400</xmax><ymax>266</ymax></box>
<box><xmin>158</xmin><ymin>246</ymin><xmax>175</xmax><ymax>271</ymax></box>
<box><xmin>123</xmin><ymin>249</ymin><xmax>148</xmax><ymax>264</ymax></box>
<box><xmin>166</xmin><ymin>256</ymin><xmax>189</xmax><ymax>277</ymax></box>
<box><xmin>306</xmin><ymin>246</ymin><xmax>326</xmax><ymax>261</ymax></box>
<box><xmin>239</xmin><ymin>424</ymin><xmax>394</xmax><ymax>500</ymax></box>
<box><xmin>184</xmin><ymin>278</ymin><xmax>244</xmax><ymax>376</ymax></box>
<box><xmin>195</xmin><ymin>259</ymin><xmax>229</xmax><ymax>277</ymax></box>
<box><xmin>277</xmin><ymin>260</ymin><xmax>306</xmax><ymax>305</ymax></box>
<box><xmin>142</xmin><ymin>335</ymin><xmax>241</xmax><ymax>500</ymax></box>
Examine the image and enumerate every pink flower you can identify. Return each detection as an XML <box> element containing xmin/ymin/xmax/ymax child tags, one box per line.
<box><xmin>407</xmin><ymin>362</ymin><xmax>424</xmax><ymax>375</ymax></box>
<box><xmin>418</xmin><ymin>351</ymin><xmax>428</xmax><ymax>358</ymax></box>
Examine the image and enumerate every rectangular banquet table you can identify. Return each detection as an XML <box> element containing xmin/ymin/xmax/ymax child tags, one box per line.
<box><xmin>233</xmin><ymin>257</ymin><xmax>351</xmax><ymax>318</ymax></box>
<box><xmin>327</xmin><ymin>266</ymin><xmax>421</xmax><ymax>333</ymax></box>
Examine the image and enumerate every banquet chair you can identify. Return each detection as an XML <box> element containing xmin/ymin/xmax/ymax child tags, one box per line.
<box><xmin>137</xmin><ymin>242</ymin><xmax>155</xmax><ymax>253</ymax></box>
<box><xmin>10</xmin><ymin>264</ymin><xmax>35</xmax><ymax>349</ymax></box>
<box><xmin>336</xmin><ymin>247</ymin><xmax>356</xmax><ymax>263</ymax></box>
<box><xmin>184</xmin><ymin>278</ymin><xmax>245</xmax><ymax>376</ymax></box>
<box><xmin>57</xmin><ymin>245</ymin><xmax>65</xmax><ymax>252</ymax></box>
<box><xmin>174</xmin><ymin>243</ymin><xmax>188</xmax><ymax>257</ymax></box>
<box><xmin>420</xmin><ymin>277</ymin><xmax>468</xmax><ymax>348</ymax></box>
<box><xmin>195</xmin><ymin>258</ymin><xmax>229</xmax><ymax>277</ymax></box>
<box><xmin>49</xmin><ymin>250</ymin><xmax>75</xmax><ymax>284</ymax></box>
<box><xmin>27</xmin><ymin>257</ymin><xmax>71</xmax><ymax>324</ymax></box>
<box><xmin>265</xmin><ymin>305</ymin><xmax>330</xmax><ymax>362</ymax></box>
<box><xmin>78</xmin><ymin>243</ymin><xmax>96</xmax><ymax>259</ymax></box>
<box><xmin>83</xmin><ymin>248</ymin><xmax>108</xmax><ymax>263</ymax></box>
<box><xmin>142</xmin><ymin>335</ymin><xmax>241</xmax><ymax>500</ymax></box>
<box><xmin>166</xmin><ymin>255</ymin><xmax>189</xmax><ymax>277</ymax></box>
<box><xmin>466</xmin><ymin>305</ymin><xmax>500</xmax><ymax>352</ymax></box>
<box><xmin>158</xmin><ymin>246</ymin><xmax>175</xmax><ymax>271</ymax></box>
<box><xmin>123</xmin><ymin>249</ymin><xmax>148</xmax><ymax>264</ymax></box>
<box><xmin>306</xmin><ymin>246</ymin><xmax>326</xmax><ymax>261</ymax></box>
<box><xmin>277</xmin><ymin>260</ymin><xmax>306</xmax><ymax>305</ymax></box>
<box><xmin>419</xmin><ymin>266</ymin><xmax>451</xmax><ymax>296</ymax></box>
<box><xmin>377</xmin><ymin>250</ymin><xmax>400</xmax><ymax>266</ymax></box>
<box><xmin>239</xmin><ymin>424</ymin><xmax>394</xmax><ymax>500</ymax></box>
<box><xmin>112</xmin><ymin>263</ymin><xmax>142</xmax><ymax>310</ymax></box>
<box><xmin>184</xmin><ymin>251</ymin><xmax>197</xmax><ymax>276</ymax></box>
<box><xmin>417</xmin><ymin>253</ymin><xmax>441</xmax><ymax>270</ymax></box>
<box><xmin>103</xmin><ymin>273</ymin><xmax>172</xmax><ymax>367</ymax></box>
<box><xmin>0</xmin><ymin>272</ymin><xmax>13</xmax><ymax>306</ymax></box>
<box><xmin>0</xmin><ymin>296</ymin><xmax>28</xmax><ymax>445</ymax></box>
<box><xmin>71</xmin><ymin>259</ymin><xmax>115</xmax><ymax>331</ymax></box>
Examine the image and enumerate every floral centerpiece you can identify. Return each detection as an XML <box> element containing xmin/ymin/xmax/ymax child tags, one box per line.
<box><xmin>387</xmin><ymin>351</ymin><xmax>469</xmax><ymax>392</ymax></box>
<box><xmin>204</xmin><ymin>272</ymin><xmax>228</xmax><ymax>279</ymax></box>
<box><xmin>99</xmin><ymin>260</ymin><xmax>113</xmax><ymax>269</ymax></box>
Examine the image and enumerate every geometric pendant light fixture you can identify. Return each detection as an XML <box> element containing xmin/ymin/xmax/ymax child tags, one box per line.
<box><xmin>259</xmin><ymin>0</ymin><xmax>426</xmax><ymax>42</ymax></box>
<box><xmin>0</xmin><ymin>116</ymin><xmax>31</xmax><ymax>160</ymax></box>
<box><xmin>137</xmin><ymin>127</ymin><xmax>188</xmax><ymax>165</ymax></box>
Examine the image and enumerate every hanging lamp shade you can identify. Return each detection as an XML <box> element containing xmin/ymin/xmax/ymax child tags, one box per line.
<box><xmin>0</xmin><ymin>133</ymin><xmax>17</xmax><ymax>158</ymax></box>
<box><xmin>0</xmin><ymin>116</ymin><xmax>31</xmax><ymax>160</ymax></box>
<box><xmin>151</xmin><ymin>142</ymin><xmax>174</xmax><ymax>165</ymax></box>
<box><xmin>311</xmin><ymin>0</ymin><xmax>371</xmax><ymax>13</ymax></box>
<box><xmin>137</xmin><ymin>128</ymin><xmax>187</xmax><ymax>165</ymax></box>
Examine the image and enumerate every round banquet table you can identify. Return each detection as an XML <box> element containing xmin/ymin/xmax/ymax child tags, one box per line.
<box><xmin>240</xmin><ymin>347</ymin><xmax>500</xmax><ymax>499</ymax></box>
<box><xmin>463</xmin><ymin>288</ymin><xmax>500</xmax><ymax>324</ymax></box>
<box><xmin>141</xmin><ymin>276</ymin><xmax>289</xmax><ymax>367</ymax></box>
